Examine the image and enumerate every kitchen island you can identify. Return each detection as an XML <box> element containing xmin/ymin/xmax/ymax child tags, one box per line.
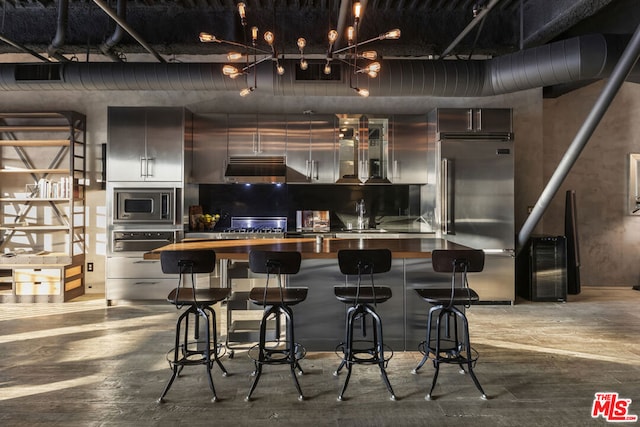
<box><xmin>146</xmin><ymin>237</ymin><xmax>473</xmax><ymax>351</ymax></box>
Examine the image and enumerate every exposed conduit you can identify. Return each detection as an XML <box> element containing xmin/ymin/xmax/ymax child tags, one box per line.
<box><xmin>47</xmin><ymin>0</ymin><xmax>70</xmax><ymax>62</ymax></box>
<box><xmin>92</xmin><ymin>0</ymin><xmax>166</xmax><ymax>63</ymax></box>
<box><xmin>0</xmin><ymin>33</ymin><xmax>636</xmax><ymax>94</ymax></box>
<box><xmin>99</xmin><ymin>0</ymin><xmax>127</xmax><ymax>62</ymax></box>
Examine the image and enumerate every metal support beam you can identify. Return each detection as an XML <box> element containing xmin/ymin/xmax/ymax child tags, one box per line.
<box><xmin>440</xmin><ymin>0</ymin><xmax>501</xmax><ymax>58</ymax></box>
<box><xmin>517</xmin><ymin>20</ymin><xmax>640</xmax><ymax>249</ymax></box>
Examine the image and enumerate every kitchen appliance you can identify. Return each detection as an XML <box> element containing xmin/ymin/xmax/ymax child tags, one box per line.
<box><xmin>429</xmin><ymin>108</ymin><xmax>515</xmax><ymax>303</ymax></box>
<box><xmin>224</xmin><ymin>156</ymin><xmax>287</xmax><ymax>184</ymax></box>
<box><xmin>186</xmin><ymin>216</ymin><xmax>287</xmax><ymax>240</ymax></box>
<box><xmin>517</xmin><ymin>235</ymin><xmax>567</xmax><ymax>302</ymax></box>
<box><xmin>295</xmin><ymin>210</ymin><xmax>330</xmax><ymax>232</ymax></box>
<box><xmin>113</xmin><ymin>188</ymin><xmax>175</xmax><ymax>224</ymax></box>
<box><xmin>111</xmin><ymin>230</ymin><xmax>175</xmax><ymax>254</ymax></box>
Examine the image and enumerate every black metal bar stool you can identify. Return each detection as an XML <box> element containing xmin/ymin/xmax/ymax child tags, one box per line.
<box><xmin>158</xmin><ymin>249</ymin><xmax>230</xmax><ymax>403</ymax></box>
<box><xmin>246</xmin><ymin>250</ymin><xmax>308</xmax><ymax>401</ymax></box>
<box><xmin>333</xmin><ymin>248</ymin><xmax>396</xmax><ymax>401</ymax></box>
<box><xmin>412</xmin><ymin>249</ymin><xmax>487</xmax><ymax>400</ymax></box>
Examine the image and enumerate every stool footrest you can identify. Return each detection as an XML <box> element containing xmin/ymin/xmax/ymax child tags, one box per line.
<box><xmin>166</xmin><ymin>342</ymin><xmax>226</xmax><ymax>368</ymax></box>
<box><xmin>417</xmin><ymin>340</ymin><xmax>479</xmax><ymax>365</ymax></box>
<box><xmin>248</xmin><ymin>341</ymin><xmax>306</xmax><ymax>364</ymax></box>
<box><xmin>335</xmin><ymin>340</ymin><xmax>394</xmax><ymax>365</ymax></box>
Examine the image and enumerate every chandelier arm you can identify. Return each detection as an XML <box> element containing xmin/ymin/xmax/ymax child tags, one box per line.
<box><xmin>333</xmin><ymin>34</ymin><xmax>384</xmax><ymax>55</ymax></box>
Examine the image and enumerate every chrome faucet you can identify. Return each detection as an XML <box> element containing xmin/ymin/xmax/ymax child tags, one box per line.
<box><xmin>356</xmin><ymin>199</ymin><xmax>366</xmax><ymax>230</ymax></box>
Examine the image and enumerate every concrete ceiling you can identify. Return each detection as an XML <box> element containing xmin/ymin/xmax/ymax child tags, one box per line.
<box><xmin>0</xmin><ymin>0</ymin><xmax>637</xmax><ymax>61</ymax></box>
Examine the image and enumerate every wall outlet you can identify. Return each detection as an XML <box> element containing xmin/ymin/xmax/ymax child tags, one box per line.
<box><xmin>87</xmin><ymin>262</ymin><xmax>93</xmax><ymax>272</ymax></box>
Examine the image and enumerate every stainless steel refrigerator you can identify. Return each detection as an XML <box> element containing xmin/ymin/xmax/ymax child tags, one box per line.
<box><xmin>428</xmin><ymin>108</ymin><xmax>515</xmax><ymax>303</ymax></box>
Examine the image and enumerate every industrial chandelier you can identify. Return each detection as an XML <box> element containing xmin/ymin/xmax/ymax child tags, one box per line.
<box><xmin>199</xmin><ymin>1</ymin><xmax>400</xmax><ymax>97</ymax></box>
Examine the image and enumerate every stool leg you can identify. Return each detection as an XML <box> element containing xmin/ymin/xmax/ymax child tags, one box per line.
<box><xmin>337</xmin><ymin>305</ymin><xmax>357</xmax><ymax>401</ymax></box>
<box><xmin>334</xmin><ymin>305</ymin><xmax>355</xmax><ymax>377</ymax></box>
<box><xmin>368</xmin><ymin>306</ymin><xmax>396</xmax><ymax>401</ymax></box>
<box><xmin>455</xmin><ymin>307</ymin><xmax>487</xmax><ymax>400</ymax></box>
<box><xmin>412</xmin><ymin>304</ymin><xmax>440</xmax><ymax>374</ymax></box>
<box><xmin>158</xmin><ymin>308</ymin><xmax>190</xmax><ymax>403</ymax></box>
<box><xmin>426</xmin><ymin>309</ymin><xmax>446</xmax><ymax>400</ymax></box>
<box><xmin>246</xmin><ymin>307</ymin><xmax>271</xmax><ymax>401</ymax></box>
<box><xmin>198</xmin><ymin>307</ymin><xmax>219</xmax><ymax>402</ymax></box>
<box><xmin>284</xmin><ymin>307</ymin><xmax>304</xmax><ymax>401</ymax></box>
<box><xmin>203</xmin><ymin>306</ymin><xmax>228</xmax><ymax>376</ymax></box>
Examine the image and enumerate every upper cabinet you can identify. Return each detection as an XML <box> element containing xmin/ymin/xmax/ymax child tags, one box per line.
<box><xmin>432</xmin><ymin>108</ymin><xmax>512</xmax><ymax>134</ymax></box>
<box><xmin>336</xmin><ymin>115</ymin><xmax>391</xmax><ymax>184</ymax></box>
<box><xmin>192</xmin><ymin>113</ymin><xmax>227</xmax><ymax>184</ymax></box>
<box><xmin>227</xmin><ymin>114</ymin><xmax>286</xmax><ymax>157</ymax></box>
<box><xmin>108</xmin><ymin>107</ymin><xmax>192</xmax><ymax>182</ymax></box>
<box><xmin>286</xmin><ymin>114</ymin><xmax>336</xmax><ymax>183</ymax></box>
<box><xmin>391</xmin><ymin>115</ymin><xmax>428</xmax><ymax>184</ymax></box>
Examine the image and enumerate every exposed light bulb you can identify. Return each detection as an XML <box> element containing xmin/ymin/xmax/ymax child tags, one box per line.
<box><xmin>199</xmin><ymin>32</ymin><xmax>217</xmax><ymax>43</ymax></box>
<box><xmin>347</xmin><ymin>26</ymin><xmax>355</xmax><ymax>44</ymax></box>
<box><xmin>367</xmin><ymin>62</ymin><xmax>381</xmax><ymax>73</ymax></box>
<box><xmin>323</xmin><ymin>63</ymin><xmax>332</xmax><ymax>75</ymax></box>
<box><xmin>382</xmin><ymin>29</ymin><xmax>401</xmax><ymax>40</ymax></box>
<box><xmin>277</xmin><ymin>64</ymin><xmax>285</xmax><ymax>75</ymax></box>
<box><xmin>354</xmin><ymin>2</ymin><xmax>361</xmax><ymax>20</ymax></box>
<box><xmin>297</xmin><ymin>38</ymin><xmax>306</xmax><ymax>50</ymax></box>
<box><xmin>239</xmin><ymin>87</ymin><xmax>253</xmax><ymax>97</ymax></box>
<box><xmin>328</xmin><ymin>30</ymin><xmax>338</xmax><ymax>44</ymax></box>
<box><xmin>355</xmin><ymin>87</ymin><xmax>369</xmax><ymax>97</ymax></box>
<box><xmin>227</xmin><ymin>52</ymin><xmax>243</xmax><ymax>60</ymax></box>
<box><xmin>300</xmin><ymin>59</ymin><xmax>308</xmax><ymax>70</ymax></box>
<box><xmin>222</xmin><ymin>65</ymin><xmax>240</xmax><ymax>76</ymax></box>
<box><xmin>264</xmin><ymin>31</ymin><xmax>275</xmax><ymax>45</ymax></box>
<box><xmin>251</xmin><ymin>27</ymin><xmax>258</xmax><ymax>42</ymax></box>
<box><xmin>361</xmin><ymin>51</ymin><xmax>377</xmax><ymax>60</ymax></box>
<box><xmin>237</xmin><ymin>2</ymin><xmax>246</xmax><ymax>19</ymax></box>
<box><xmin>367</xmin><ymin>71</ymin><xmax>378</xmax><ymax>78</ymax></box>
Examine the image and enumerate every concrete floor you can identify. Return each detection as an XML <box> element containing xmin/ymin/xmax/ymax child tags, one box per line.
<box><xmin>1</xmin><ymin>287</ymin><xmax>639</xmax><ymax>426</ymax></box>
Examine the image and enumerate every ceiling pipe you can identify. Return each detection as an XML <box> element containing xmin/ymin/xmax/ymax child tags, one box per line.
<box><xmin>99</xmin><ymin>0</ymin><xmax>127</xmax><ymax>62</ymax></box>
<box><xmin>0</xmin><ymin>35</ymin><xmax>49</xmax><ymax>62</ymax></box>
<box><xmin>518</xmin><ymin>21</ymin><xmax>640</xmax><ymax>250</ymax></box>
<box><xmin>92</xmin><ymin>0</ymin><xmax>166</xmax><ymax>63</ymax></box>
<box><xmin>47</xmin><ymin>0</ymin><xmax>70</xmax><ymax>62</ymax></box>
<box><xmin>0</xmin><ymin>34</ymin><xmax>636</xmax><ymax>95</ymax></box>
<box><xmin>440</xmin><ymin>0</ymin><xmax>501</xmax><ymax>59</ymax></box>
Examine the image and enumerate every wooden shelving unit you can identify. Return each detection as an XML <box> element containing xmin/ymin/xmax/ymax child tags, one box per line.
<box><xmin>0</xmin><ymin>112</ymin><xmax>86</xmax><ymax>302</ymax></box>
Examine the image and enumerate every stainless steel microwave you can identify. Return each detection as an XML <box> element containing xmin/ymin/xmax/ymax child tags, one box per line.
<box><xmin>114</xmin><ymin>188</ymin><xmax>175</xmax><ymax>223</ymax></box>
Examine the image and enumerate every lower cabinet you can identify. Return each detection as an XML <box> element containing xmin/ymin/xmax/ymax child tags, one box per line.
<box><xmin>106</xmin><ymin>257</ymin><xmax>178</xmax><ymax>304</ymax></box>
<box><xmin>106</xmin><ymin>256</ymin><xmax>218</xmax><ymax>304</ymax></box>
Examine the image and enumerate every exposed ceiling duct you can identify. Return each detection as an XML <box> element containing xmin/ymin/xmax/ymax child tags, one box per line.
<box><xmin>0</xmin><ymin>34</ymin><xmax>636</xmax><ymax>96</ymax></box>
<box><xmin>98</xmin><ymin>0</ymin><xmax>127</xmax><ymax>62</ymax></box>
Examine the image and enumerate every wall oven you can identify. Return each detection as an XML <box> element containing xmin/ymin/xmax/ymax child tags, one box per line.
<box><xmin>113</xmin><ymin>188</ymin><xmax>175</xmax><ymax>224</ymax></box>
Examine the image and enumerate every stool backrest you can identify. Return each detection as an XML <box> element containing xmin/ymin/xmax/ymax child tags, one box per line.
<box><xmin>160</xmin><ymin>250</ymin><xmax>216</xmax><ymax>274</ymax></box>
<box><xmin>431</xmin><ymin>249</ymin><xmax>484</xmax><ymax>273</ymax></box>
<box><xmin>338</xmin><ymin>249</ymin><xmax>392</xmax><ymax>275</ymax></box>
<box><xmin>249</xmin><ymin>250</ymin><xmax>301</xmax><ymax>275</ymax></box>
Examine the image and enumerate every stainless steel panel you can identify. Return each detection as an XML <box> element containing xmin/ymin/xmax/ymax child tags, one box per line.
<box><xmin>431</xmin><ymin>108</ymin><xmax>512</xmax><ymax>135</ymax></box>
<box><xmin>226</xmin><ymin>114</ymin><xmax>286</xmax><ymax>158</ymax></box>
<box><xmin>439</xmin><ymin>138</ymin><xmax>515</xmax><ymax>250</ymax></box>
<box><xmin>192</xmin><ymin>113</ymin><xmax>227</xmax><ymax>183</ymax></box>
<box><xmin>107</xmin><ymin>107</ymin><xmax>186</xmax><ymax>182</ymax></box>
<box><xmin>474</xmin><ymin>108</ymin><xmax>512</xmax><ymax>133</ymax></box>
<box><xmin>391</xmin><ymin>115</ymin><xmax>428</xmax><ymax>184</ymax></box>
<box><xmin>106</xmin><ymin>278</ymin><xmax>177</xmax><ymax>301</ymax></box>
<box><xmin>434</xmin><ymin>108</ymin><xmax>474</xmax><ymax>133</ymax></box>
<box><xmin>106</xmin><ymin>257</ymin><xmax>170</xmax><ymax>278</ymax></box>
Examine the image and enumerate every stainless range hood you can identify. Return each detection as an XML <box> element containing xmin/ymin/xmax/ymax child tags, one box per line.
<box><xmin>224</xmin><ymin>156</ymin><xmax>287</xmax><ymax>184</ymax></box>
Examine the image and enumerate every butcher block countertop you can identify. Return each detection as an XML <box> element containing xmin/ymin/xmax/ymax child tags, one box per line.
<box><xmin>144</xmin><ymin>237</ymin><xmax>470</xmax><ymax>260</ymax></box>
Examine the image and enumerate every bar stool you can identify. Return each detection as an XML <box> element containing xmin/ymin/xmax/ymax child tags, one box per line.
<box><xmin>333</xmin><ymin>248</ymin><xmax>396</xmax><ymax>401</ymax></box>
<box><xmin>411</xmin><ymin>249</ymin><xmax>487</xmax><ymax>400</ymax></box>
<box><xmin>246</xmin><ymin>250</ymin><xmax>308</xmax><ymax>401</ymax></box>
<box><xmin>158</xmin><ymin>249</ymin><xmax>230</xmax><ymax>403</ymax></box>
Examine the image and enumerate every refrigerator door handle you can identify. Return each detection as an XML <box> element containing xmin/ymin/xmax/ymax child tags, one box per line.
<box><xmin>484</xmin><ymin>249</ymin><xmax>516</xmax><ymax>257</ymax></box>
<box><xmin>441</xmin><ymin>158</ymin><xmax>454</xmax><ymax>234</ymax></box>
